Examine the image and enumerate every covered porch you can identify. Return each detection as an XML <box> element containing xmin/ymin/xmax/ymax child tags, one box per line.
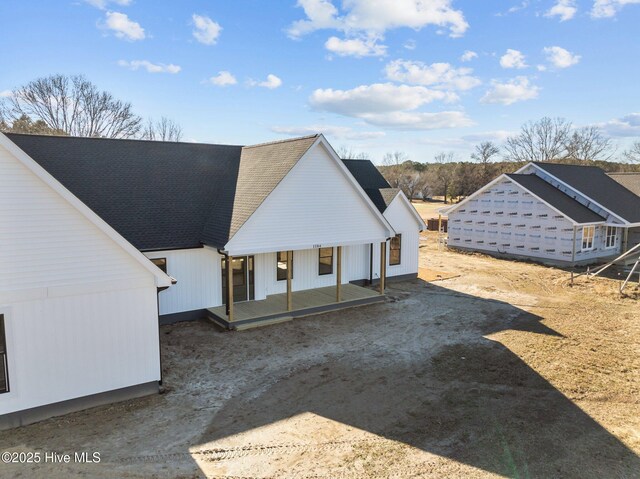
<box><xmin>207</xmin><ymin>283</ymin><xmax>384</xmax><ymax>330</ymax></box>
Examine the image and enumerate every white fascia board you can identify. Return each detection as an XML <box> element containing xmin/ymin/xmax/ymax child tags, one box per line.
<box><xmin>319</xmin><ymin>135</ymin><xmax>396</xmax><ymax>237</ymax></box>
<box><xmin>1</xmin><ymin>133</ymin><xmax>173</xmax><ymax>288</ymax></box>
<box><xmin>226</xmin><ymin>237</ymin><xmax>389</xmax><ymax>256</ymax></box>
<box><xmin>391</xmin><ymin>191</ymin><xmax>427</xmax><ymax>231</ymax></box>
<box><xmin>526</xmin><ymin>163</ymin><xmax>629</xmax><ymax>225</ymax></box>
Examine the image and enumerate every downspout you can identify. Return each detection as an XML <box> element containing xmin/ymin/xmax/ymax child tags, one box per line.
<box><xmin>571</xmin><ymin>226</ymin><xmax>577</xmax><ymax>265</ymax></box>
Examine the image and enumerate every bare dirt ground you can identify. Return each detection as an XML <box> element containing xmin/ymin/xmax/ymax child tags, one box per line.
<box><xmin>1</xmin><ymin>219</ymin><xmax>638</xmax><ymax>478</ymax></box>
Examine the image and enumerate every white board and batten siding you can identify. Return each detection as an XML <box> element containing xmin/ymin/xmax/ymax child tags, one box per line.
<box><xmin>382</xmin><ymin>194</ymin><xmax>421</xmax><ymax>278</ymax></box>
<box><xmin>225</xmin><ymin>142</ymin><xmax>391</xmax><ymax>256</ymax></box>
<box><xmin>0</xmin><ymin>143</ymin><xmax>161</xmax><ymax>416</ymax></box>
<box><xmin>145</xmin><ymin>247</ymin><xmax>223</xmax><ymax>315</ymax></box>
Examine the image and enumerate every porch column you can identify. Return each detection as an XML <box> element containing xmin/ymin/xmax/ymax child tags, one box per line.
<box><xmin>336</xmin><ymin>246</ymin><xmax>342</xmax><ymax>302</ymax></box>
<box><xmin>286</xmin><ymin>250</ymin><xmax>293</xmax><ymax>311</ymax></box>
<box><xmin>380</xmin><ymin>241</ymin><xmax>386</xmax><ymax>294</ymax></box>
<box><xmin>226</xmin><ymin>255</ymin><xmax>234</xmax><ymax>322</ymax></box>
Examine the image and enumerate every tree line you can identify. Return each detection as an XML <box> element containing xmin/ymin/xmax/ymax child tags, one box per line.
<box><xmin>368</xmin><ymin>117</ymin><xmax>640</xmax><ymax>203</ymax></box>
<box><xmin>0</xmin><ymin>74</ymin><xmax>182</xmax><ymax>141</ymax></box>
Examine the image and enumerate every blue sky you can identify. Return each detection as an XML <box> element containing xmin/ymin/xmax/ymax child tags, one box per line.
<box><xmin>1</xmin><ymin>0</ymin><xmax>639</xmax><ymax>163</ymax></box>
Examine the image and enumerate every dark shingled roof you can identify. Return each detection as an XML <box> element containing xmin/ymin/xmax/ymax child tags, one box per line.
<box><xmin>533</xmin><ymin>162</ymin><xmax>640</xmax><ymax>223</ymax></box>
<box><xmin>341</xmin><ymin>159</ymin><xmax>396</xmax><ymax>213</ymax></box>
<box><xmin>607</xmin><ymin>172</ymin><xmax>640</xmax><ymax>197</ymax></box>
<box><xmin>506</xmin><ymin>174</ymin><xmax>606</xmax><ymax>224</ymax></box>
<box><xmin>6</xmin><ymin>133</ymin><xmax>319</xmax><ymax>251</ymax></box>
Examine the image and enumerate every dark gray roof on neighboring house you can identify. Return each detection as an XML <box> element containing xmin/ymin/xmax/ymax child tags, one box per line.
<box><xmin>533</xmin><ymin>162</ymin><xmax>640</xmax><ymax>223</ymax></box>
<box><xmin>506</xmin><ymin>174</ymin><xmax>606</xmax><ymax>224</ymax></box>
<box><xmin>341</xmin><ymin>159</ymin><xmax>396</xmax><ymax>213</ymax></box>
<box><xmin>607</xmin><ymin>172</ymin><xmax>640</xmax><ymax>197</ymax></box>
<box><xmin>6</xmin><ymin>132</ymin><xmax>319</xmax><ymax>251</ymax></box>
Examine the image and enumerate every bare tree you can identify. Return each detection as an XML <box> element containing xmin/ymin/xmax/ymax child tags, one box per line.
<box><xmin>335</xmin><ymin>145</ymin><xmax>370</xmax><ymax>160</ymax></box>
<box><xmin>1</xmin><ymin>74</ymin><xmax>143</xmax><ymax>138</ymax></box>
<box><xmin>398</xmin><ymin>169</ymin><xmax>421</xmax><ymax>200</ymax></box>
<box><xmin>504</xmin><ymin>117</ymin><xmax>572</xmax><ymax>162</ymax></box>
<box><xmin>381</xmin><ymin>151</ymin><xmax>409</xmax><ymax>188</ymax></box>
<box><xmin>142</xmin><ymin>117</ymin><xmax>183</xmax><ymax>142</ymax></box>
<box><xmin>432</xmin><ymin>152</ymin><xmax>455</xmax><ymax>203</ymax></box>
<box><xmin>471</xmin><ymin>141</ymin><xmax>500</xmax><ymax>183</ymax></box>
<box><xmin>565</xmin><ymin>126</ymin><xmax>613</xmax><ymax>161</ymax></box>
<box><xmin>622</xmin><ymin>141</ymin><xmax>640</xmax><ymax>163</ymax></box>
<box><xmin>0</xmin><ymin>114</ymin><xmax>67</xmax><ymax>135</ymax></box>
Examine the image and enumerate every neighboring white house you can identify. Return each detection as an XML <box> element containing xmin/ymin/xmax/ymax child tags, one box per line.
<box><xmin>0</xmin><ymin>132</ymin><xmax>424</xmax><ymax>428</ymax></box>
<box><xmin>443</xmin><ymin>162</ymin><xmax>640</xmax><ymax>265</ymax></box>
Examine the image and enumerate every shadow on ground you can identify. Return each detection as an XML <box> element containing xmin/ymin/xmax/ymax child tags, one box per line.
<box><xmin>194</xmin><ymin>280</ymin><xmax>639</xmax><ymax>478</ymax></box>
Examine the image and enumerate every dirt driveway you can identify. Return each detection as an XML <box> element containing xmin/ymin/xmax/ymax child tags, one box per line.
<box><xmin>1</xmin><ymin>237</ymin><xmax>638</xmax><ymax>478</ymax></box>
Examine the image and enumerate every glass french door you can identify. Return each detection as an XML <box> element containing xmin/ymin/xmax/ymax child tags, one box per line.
<box><xmin>221</xmin><ymin>256</ymin><xmax>255</xmax><ymax>304</ymax></box>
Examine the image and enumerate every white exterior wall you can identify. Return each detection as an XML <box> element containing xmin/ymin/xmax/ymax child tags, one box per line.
<box><xmin>0</xmin><ymin>143</ymin><xmax>161</xmax><ymax>416</ymax></box>
<box><xmin>226</xmin><ymin>143</ymin><xmax>390</xmax><ymax>255</ymax></box>
<box><xmin>449</xmin><ymin>178</ymin><xmax>581</xmax><ymax>262</ymax></box>
<box><xmin>145</xmin><ymin>248</ymin><xmax>223</xmax><ymax>315</ymax></box>
<box><xmin>383</xmin><ymin>195</ymin><xmax>421</xmax><ymax>278</ymax></box>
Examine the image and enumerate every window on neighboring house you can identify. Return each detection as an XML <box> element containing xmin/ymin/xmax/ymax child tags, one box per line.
<box><xmin>581</xmin><ymin>226</ymin><xmax>595</xmax><ymax>251</ymax></box>
<box><xmin>605</xmin><ymin>226</ymin><xmax>618</xmax><ymax>249</ymax></box>
<box><xmin>151</xmin><ymin>258</ymin><xmax>167</xmax><ymax>273</ymax></box>
<box><xmin>277</xmin><ymin>251</ymin><xmax>293</xmax><ymax>281</ymax></box>
<box><xmin>389</xmin><ymin>234</ymin><xmax>402</xmax><ymax>266</ymax></box>
<box><xmin>0</xmin><ymin>315</ymin><xmax>8</xmax><ymax>394</ymax></box>
<box><xmin>318</xmin><ymin>247</ymin><xmax>334</xmax><ymax>275</ymax></box>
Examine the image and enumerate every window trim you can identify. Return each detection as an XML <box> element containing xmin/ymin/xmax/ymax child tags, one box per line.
<box><xmin>318</xmin><ymin>247</ymin><xmax>334</xmax><ymax>276</ymax></box>
<box><xmin>604</xmin><ymin>226</ymin><xmax>618</xmax><ymax>249</ymax></box>
<box><xmin>389</xmin><ymin>234</ymin><xmax>402</xmax><ymax>266</ymax></box>
<box><xmin>150</xmin><ymin>257</ymin><xmax>167</xmax><ymax>274</ymax></box>
<box><xmin>277</xmin><ymin>251</ymin><xmax>293</xmax><ymax>281</ymax></box>
<box><xmin>581</xmin><ymin>226</ymin><xmax>595</xmax><ymax>251</ymax></box>
<box><xmin>0</xmin><ymin>314</ymin><xmax>9</xmax><ymax>395</ymax></box>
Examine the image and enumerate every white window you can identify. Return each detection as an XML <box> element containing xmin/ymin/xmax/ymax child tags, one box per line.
<box><xmin>581</xmin><ymin>226</ymin><xmax>595</xmax><ymax>251</ymax></box>
<box><xmin>605</xmin><ymin>226</ymin><xmax>618</xmax><ymax>249</ymax></box>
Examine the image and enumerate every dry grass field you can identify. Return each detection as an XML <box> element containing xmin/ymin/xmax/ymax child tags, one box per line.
<box><xmin>0</xmin><ymin>213</ymin><xmax>638</xmax><ymax>478</ymax></box>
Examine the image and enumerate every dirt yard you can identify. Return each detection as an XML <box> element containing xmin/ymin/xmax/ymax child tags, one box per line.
<box><xmin>1</xmin><ymin>228</ymin><xmax>638</xmax><ymax>478</ymax></box>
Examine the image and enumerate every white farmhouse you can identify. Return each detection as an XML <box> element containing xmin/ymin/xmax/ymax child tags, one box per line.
<box><xmin>444</xmin><ymin>162</ymin><xmax>640</xmax><ymax>265</ymax></box>
<box><xmin>0</xmin><ymin>132</ymin><xmax>424</xmax><ymax>428</ymax></box>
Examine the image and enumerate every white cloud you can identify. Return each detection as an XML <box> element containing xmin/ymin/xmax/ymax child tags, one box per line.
<box><xmin>310</xmin><ymin>83</ymin><xmax>454</xmax><ymax>116</ymax></box>
<box><xmin>248</xmin><ymin>74</ymin><xmax>283</xmax><ymax>89</ymax></box>
<box><xmin>360</xmin><ymin>111</ymin><xmax>474</xmax><ymax>130</ymax></box>
<box><xmin>384</xmin><ymin>60</ymin><xmax>481</xmax><ymax>91</ymax></box>
<box><xmin>325</xmin><ymin>36</ymin><xmax>387</xmax><ymax>57</ymax></box>
<box><xmin>208</xmin><ymin>71</ymin><xmax>237</xmax><ymax>86</ymax></box>
<box><xmin>118</xmin><ymin>60</ymin><xmax>181</xmax><ymax>74</ymax></box>
<box><xmin>460</xmin><ymin>50</ymin><xmax>478</xmax><ymax>62</ymax></box>
<box><xmin>598</xmin><ymin>113</ymin><xmax>640</xmax><ymax>137</ymax></box>
<box><xmin>85</xmin><ymin>0</ymin><xmax>131</xmax><ymax>9</ymax></box>
<box><xmin>271</xmin><ymin>125</ymin><xmax>385</xmax><ymax>140</ymax></box>
<box><xmin>403</xmin><ymin>39</ymin><xmax>417</xmax><ymax>50</ymax></box>
<box><xmin>288</xmin><ymin>0</ymin><xmax>469</xmax><ymax>39</ymax></box>
<box><xmin>591</xmin><ymin>0</ymin><xmax>640</xmax><ymax>17</ymax></box>
<box><xmin>500</xmin><ymin>49</ymin><xmax>527</xmax><ymax>69</ymax></box>
<box><xmin>545</xmin><ymin>0</ymin><xmax>578</xmax><ymax>21</ymax></box>
<box><xmin>103</xmin><ymin>11</ymin><xmax>145</xmax><ymax>41</ymax></box>
<box><xmin>192</xmin><ymin>14</ymin><xmax>222</xmax><ymax>45</ymax></box>
<box><xmin>308</xmin><ymin>82</ymin><xmax>471</xmax><ymax>130</ymax></box>
<box><xmin>481</xmin><ymin>77</ymin><xmax>540</xmax><ymax>105</ymax></box>
<box><xmin>0</xmin><ymin>90</ymin><xmax>12</xmax><ymax>98</ymax></box>
<box><xmin>543</xmin><ymin>46</ymin><xmax>581</xmax><ymax>68</ymax></box>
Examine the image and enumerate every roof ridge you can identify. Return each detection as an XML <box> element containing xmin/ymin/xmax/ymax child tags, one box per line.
<box><xmin>243</xmin><ymin>134</ymin><xmax>320</xmax><ymax>150</ymax></box>
<box><xmin>3</xmin><ymin>132</ymin><xmax>243</xmax><ymax>148</ymax></box>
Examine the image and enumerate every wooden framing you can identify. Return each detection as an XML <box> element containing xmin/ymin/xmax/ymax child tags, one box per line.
<box><xmin>336</xmin><ymin>246</ymin><xmax>342</xmax><ymax>302</ymax></box>
<box><xmin>380</xmin><ymin>241</ymin><xmax>386</xmax><ymax>294</ymax></box>
<box><xmin>286</xmin><ymin>250</ymin><xmax>292</xmax><ymax>311</ymax></box>
<box><xmin>226</xmin><ymin>255</ymin><xmax>234</xmax><ymax>322</ymax></box>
